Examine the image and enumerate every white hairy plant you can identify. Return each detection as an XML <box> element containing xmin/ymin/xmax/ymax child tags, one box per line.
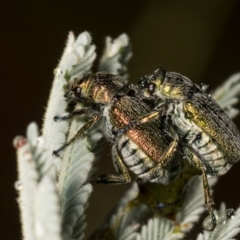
<box><xmin>14</xmin><ymin>31</ymin><xmax>240</xmax><ymax>240</ymax></box>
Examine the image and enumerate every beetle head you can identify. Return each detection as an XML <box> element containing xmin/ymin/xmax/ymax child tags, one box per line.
<box><xmin>64</xmin><ymin>73</ymin><xmax>94</xmax><ymax>102</ymax></box>
<box><xmin>138</xmin><ymin>67</ymin><xmax>166</xmax><ymax>98</ymax></box>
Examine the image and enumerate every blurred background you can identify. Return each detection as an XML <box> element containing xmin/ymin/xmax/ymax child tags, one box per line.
<box><xmin>2</xmin><ymin>0</ymin><xmax>240</xmax><ymax>239</ymax></box>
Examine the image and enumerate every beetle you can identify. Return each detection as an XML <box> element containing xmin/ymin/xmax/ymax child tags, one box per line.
<box><xmin>53</xmin><ymin>72</ymin><xmax>181</xmax><ymax>187</ymax></box>
<box><xmin>115</xmin><ymin>67</ymin><xmax>240</xmax><ymax>230</ymax></box>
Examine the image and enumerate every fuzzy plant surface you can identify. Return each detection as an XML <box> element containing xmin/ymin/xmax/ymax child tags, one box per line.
<box><xmin>14</xmin><ymin>31</ymin><xmax>240</xmax><ymax>240</ymax></box>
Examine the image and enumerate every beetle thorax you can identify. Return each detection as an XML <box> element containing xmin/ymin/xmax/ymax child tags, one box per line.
<box><xmin>82</xmin><ymin>79</ymin><xmax>119</xmax><ymax>104</ymax></box>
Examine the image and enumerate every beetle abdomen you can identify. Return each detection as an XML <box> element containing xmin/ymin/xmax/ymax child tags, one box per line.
<box><xmin>117</xmin><ymin>134</ymin><xmax>180</xmax><ymax>184</ymax></box>
<box><xmin>169</xmin><ymin>100</ymin><xmax>239</xmax><ymax>175</ymax></box>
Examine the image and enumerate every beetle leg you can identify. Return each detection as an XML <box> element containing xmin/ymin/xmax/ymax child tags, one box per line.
<box><xmin>54</xmin><ymin>108</ymin><xmax>91</xmax><ymax>121</ymax></box>
<box><xmin>185</xmin><ymin>147</ymin><xmax>216</xmax><ymax>230</ymax></box>
<box><xmin>53</xmin><ymin>114</ymin><xmax>99</xmax><ymax>156</ymax></box>
<box><xmin>137</xmin><ymin>137</ymin><xmax>179</xmax><ymax>184</ymax></box>
<box><xmin>91</xmin><ymin>145</ymin><xmax>131</xmax><ymax>184</ymax></box>
<box><xmin>113</xmin><ymin>110</ymin><xmax>161</xmax><ymax>135</ymax></box>
<box><xmin>156</xmin><ymin>198</ymin><xmax>181</xmax><ymax>210</ymax></box>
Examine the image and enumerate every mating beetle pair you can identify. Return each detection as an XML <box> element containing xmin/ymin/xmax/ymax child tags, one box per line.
<box><xmin>54</xmin><ymin>69</ymin><xmax>240</xmax><ymax>230</ymax></box>
<box><xmin>54</xmin><ymin>72</ymin><xmax>181</xmax><ymax>185</ymax></box>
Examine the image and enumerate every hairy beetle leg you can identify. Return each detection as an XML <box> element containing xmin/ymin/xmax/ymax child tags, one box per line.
<box><xmin>113</xmin><ymin>110</ymin><xmax>161</xmax><ymax>135</ymax></box>
<box><xmin>90</xmin><ymin>145</ymin><xmax>131</xmax><ymax>185</ymax></box>
<box><xmin>54</xmin><ymin>108</ymin><xmax>91</xmax><ymax>121</ymax></box>
<box><xmin>157</xmin><ymin>198</ymin><xmax>181</xmax><ymax>209</ymax></box>
<box><xmin>185</xmin><ymin>147</ymin><xmax>217</xmax><ymax>230</ymax></box>
<box><xmin>136</xmin><ymin>137</ymin><xmax>179</xmax><ymax>184</ymax></box>
<box><xmin>53</xmin><ymin>114</ymin><xmax>99</xmax><ymax>156</ymax></box>
<box><xmin>90</xmin><ymin>174</ymin><xmax>129</xmax><ymax>185</ymax></box>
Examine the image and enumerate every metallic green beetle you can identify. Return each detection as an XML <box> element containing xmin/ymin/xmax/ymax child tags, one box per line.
<box><xmin>116</xmin><ymin>68</ymin><xmax>240</xmax><ymax>230</ymax></box>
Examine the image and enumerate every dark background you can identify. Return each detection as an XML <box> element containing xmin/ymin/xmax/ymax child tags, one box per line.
<box><xmin>2</xmin><ymin>0</ymin><xmax>240</xmax><ymax>239</ymax></box>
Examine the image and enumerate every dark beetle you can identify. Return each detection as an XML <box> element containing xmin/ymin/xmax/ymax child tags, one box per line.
<box><xmin>118</xmin><ymin>67</ymin><xmax>240</xmax><ymax>230</ymax></box>
<box><xmin>54</xmin><ymin>72</ymin><xmax>181</xmax><ymax>186</ymax></box>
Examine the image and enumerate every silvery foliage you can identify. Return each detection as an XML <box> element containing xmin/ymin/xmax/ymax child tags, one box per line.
<box><xmin>14</xmin><ymin>31</ymin><xmax>240</xmax><ymax>240</ymax></box>
<box><xmin>212</xmin><ymin>72</ymin><xmax>240</xmax><ymax>119</ymax></box>
<box><xmin>14</xmin><ymin>124</ymin><xmax>62</xmax><ymax>240</ymax></box>
<box><xmin>196</xmin><ymin>203</ymin><xmax>240</xmax><ymax>240</ymax></box>
<box><xmin>14</xmin><ymin>32</ymin><xmax>131</xmax><ymax>240</ymax></box>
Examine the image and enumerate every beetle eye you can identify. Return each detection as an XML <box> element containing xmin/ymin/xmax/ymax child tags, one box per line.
<box><xmin>138</xmin><ymin>76</ymin><xmax>149</xmax><ymax>89</ymax></box>
<box><xmin>74</xmin><ymin>87</ymin><xmax>81</xmax><ymax>95</ymax></box>
<box><xmin>148</xmin><ymin>83</ymin><xmax>156</xmax><ymax>95</ymax></box>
